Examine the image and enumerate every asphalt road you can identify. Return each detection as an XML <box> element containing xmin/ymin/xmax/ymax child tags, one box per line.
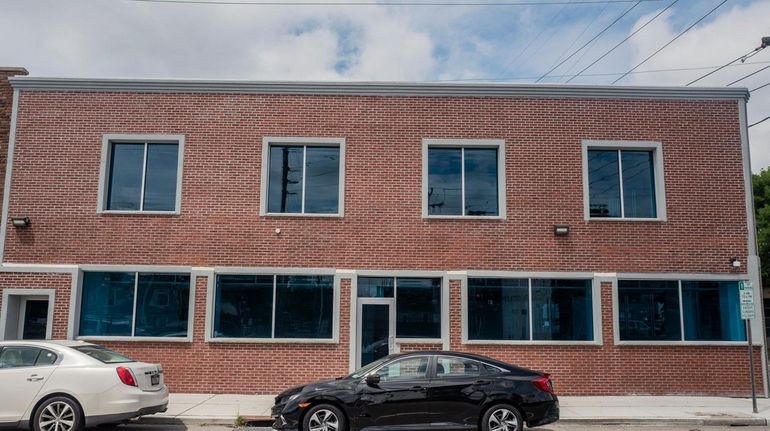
<box><xmin>104</xmin><ymin>424</ymin><xmax>770</xmax><ymax>431</ymax></box>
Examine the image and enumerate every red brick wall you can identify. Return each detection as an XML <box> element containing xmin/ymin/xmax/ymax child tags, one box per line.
<box><xmin>0</xmin><ymin>272</ymin><xmax>70</xmax><ymax>339</ymax></box>
<box><xmin>0</xmin><ymin>68</ymin><xmax>28</xmax><ymax>213</ymax></box>
<box><xmin>5</xmin><ymin>91</ymin><xmax>748</xmax><ymax>274</ymax></box>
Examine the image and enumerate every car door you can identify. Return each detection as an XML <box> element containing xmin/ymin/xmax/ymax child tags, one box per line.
<box><xmin>0</xmin><ymin>346</ymin><xmax>59</xmax><ymax>424</ymax></box>
<box><xmin>425</xmin><ymin>355</ymin><xmax>488</xmax><ymax>428</ymax></box>
<box><xmin>357</xmin><ymin>355</ymin><xmax>432</xmax><ymax>429</ymax></box>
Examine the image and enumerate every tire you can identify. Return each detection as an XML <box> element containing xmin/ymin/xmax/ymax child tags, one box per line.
<box><xmin>481</xmin><ymin>403</ymin><xmax>523</xmax><ymax>431</ymax></box>
<box><xmin>302</xmin><ymin>403</ymin><xmax>347</xmax><ymax>431</ymax></box>
<box><xmin>33</xmin><ymin>396</ymin><xmax>84</xmax><ymax>431</ymax></box>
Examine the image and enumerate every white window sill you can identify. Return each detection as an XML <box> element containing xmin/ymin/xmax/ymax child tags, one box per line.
<box><xmin>424</xmin><ymin>215</ymin><xmax>505</xmax><ymax>221</ymax></box>
<box><xmin>616</xmin><ymin>340</ymin><xmax>755</xmax><ymax>346</ymax></box>
<box><xmin>463</xmin><ymin>339</ymin><xmax>602</xmax><ymax>346</ymax></box>
<box><xmin>587</xmin><ymin>217</ymin><xmax>666</xmax><ymax>222</ymax></box>
<box><xmin>76</xmin><ymin>336</ymin><xmax>191</xmax><ymax>343</ymax></box>
<box><xmin>205</xmin><ymin>337</ymin><xmax>339</xmax><ymax>344</ymax></box>
<box><xmin>261</xmin><ymin>212</ymin><xmax>343</xmax><ymax>218</ymax></box>
<box><xmin>99</xmin><ymin>210</ymin><xmax>180</xmax><ymax>216</ymax></box>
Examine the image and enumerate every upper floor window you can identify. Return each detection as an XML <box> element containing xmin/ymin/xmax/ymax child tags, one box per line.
<box><xmin>583</xmin><ymin>141</ymin><xmax>665</xmax><ymax>220</ymax></box>
<box><xmin>422</xmin><ymin>139</ymin><xmax>505</xmax><ymax>219</ymax></box>
<box><xmin>261</xmin><ymin>137</ymin><xmax>345</xmax><ymax>216</ymax></box>
<box><xmin>99</xmin><ymin>135</ymin><xmax>184</xmax><ymax>214</ymax></box>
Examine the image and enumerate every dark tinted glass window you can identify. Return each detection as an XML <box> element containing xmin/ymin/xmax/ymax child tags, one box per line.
<box><xmin>0</xmin><ymin>347</ymin><xmax>41</xmax><ymax>368</ymax></box>
<box><xmin>73</xmin><ymin>345</ymin><xmax>133</xmax><ymax>363</ymax></box>
<box><xmin>468</xmin><ymin>278</ymin><xmax>529</xmax><ymax>340</ymax></box>
<box><xmin>268</xmin><ymin>145</ymin><xmax>304</xmax><ymax>213</ymax></box>
<box><xmin>464</xmin><ymin>148</ymin><xmax>498</xmax><ymax>216</ymax></box>
<box><xmin>214</xmin><ymin>275</ymin><xmax>274</xmax><ymax>338</ymax></box>
<box><xmin>621</xmin><ymin>151</ymin><xmax>656</xmax><ymax>218</ymax></box>
<box><xmin>274</xmin><ymin>276</ymin><xmax>334</xmax><ymax>339</ymax></box>
<box><xmin>134</xmin><ymin>273</ymin><xmax>190</xmax><ymax>337</ymax></box>
<box><xmin>531</xmin><ymin>279</ymin><xmax>593</xmax><ymax>341</ymax></box>
<box><xmin>396</xmin><ymin>278</ymin><xmax>441</xmax><ymax>338</ymax></box>
<box><xmin>304</xmin><ymin>146</ymin><xmax>340</xmax><ymax>213</ymax></box>
<box><xmin>107</xmin><ymin>143</ymin><xmax>144</xmax><ymax>210</ymax></box>
<box><xmin>79</xmin><ymin>272</ymin><xmax>135</xmax><ymax>336</ymax></box>
<box><xmin>358</xmin><ymin>277</ymin><xmax>395</xmax><ymax>298</ymax></box>
<box><xmin>36</xmin><ymin>350</ymin><xmax>58</xmax><ymax>366</ymax></box>
<box><xmin>682</xmin><ymin>281</ymin><xmax>745</xmax><ymax>341</ymax></box>
<box><xmin>436</xmin><ymin>356</ymin><xmax>480</xmax><ymax>378</ymax></box>
<box><xmin>618</xmin><ymin>280</ymin><xmax>680</xmax><ymax>341</ymax></box>
<box><xmin>428</xmin><ymin>148</ymin><xmax>462</xmax><ymax>216</ymax></box>
<box><xmin>143</xmin><ymin>144</ymin><xmax>179</xmax><ymax>211</ymax></box>
<box><xmin>587</xmin><ymin>150</ymin><xmax>621</xmax><ymax>218</ymax></box>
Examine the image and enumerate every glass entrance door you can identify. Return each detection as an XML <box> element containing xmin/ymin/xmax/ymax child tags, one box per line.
<box><xmin>358</xmin><ymin>300</ymin><xmax>395</xmax><ymax>368</ymax></box>
<box><xmin>19</xmin><ymin>299</ymin><xmax>49</xmax><ymax>340</ymax></box>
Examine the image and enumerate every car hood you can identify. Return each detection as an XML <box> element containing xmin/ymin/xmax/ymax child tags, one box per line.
<box><xmin>276</xmin><ymin>377</ymin><xmax>356</xmax><ymax>401</ymax></box>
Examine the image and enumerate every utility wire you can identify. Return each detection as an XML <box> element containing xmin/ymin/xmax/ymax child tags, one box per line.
<box><xmin>687</xmin><ymin>45</ymin><xmax>767</xmax><ymax>86</ymax></box>
<box><xmin>612</xmin><ymin>0</ymin><xmax>728</xmax><ymax>84</ymax></box>
<box><xmin>125</xmin><ymin>0</ymin><xmax>667</xmax><ymax>5</ymax></box>
<box><xmin>566</xmin><ymin>0</ymin><xmax>678</xmax><ymax>83</ymax></box>
<box><xmin>749</xmin><ymin>116</ymin><xmax>770</xmax><ymax>128</ymax></box>
<box><xmin>547</xmin><ymin>1</ymin><xmax>612</xmax><ymax>80</ymax></box>
<box><xmin>727</xmin><ymin>64</ymin><xmax>770</xmax><ymax>86</ymax></box>
<box><xmin>752</xmin><ymin>82</ymin><xmax>770</xmax><ymax>93</ymax></box>
<box><xmin>535</xmin><ymin>0</ymin><xmax>643</xmax><ymax>82</ymax></box>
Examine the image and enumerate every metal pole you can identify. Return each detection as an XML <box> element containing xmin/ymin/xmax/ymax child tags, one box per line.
<box><xmin>747</xmin><ymin>320</ymin><xmax>758</xmax><ymax>413</ymax></box>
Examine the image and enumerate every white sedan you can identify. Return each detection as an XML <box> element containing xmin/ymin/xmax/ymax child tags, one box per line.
<box><xmin>0</xmin><ymin>340</ymin><xmax>168</xmax><ymax>431</ymax></box>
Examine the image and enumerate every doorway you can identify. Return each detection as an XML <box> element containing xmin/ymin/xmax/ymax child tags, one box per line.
<box><xmin>0</xmin><ymin>290</ymin><xmax>54</xmax><ymax>341</ymax></box>
<box><xmin>356</xmin><ymin>298</ymin><xmax>395</xmax><ymax>368</ymax></box>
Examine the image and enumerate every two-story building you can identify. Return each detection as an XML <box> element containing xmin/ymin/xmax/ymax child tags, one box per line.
<box><xmin>0</xmin><ymin>72</ymin><xmax>766</xmax><ymax>396</ymax></box>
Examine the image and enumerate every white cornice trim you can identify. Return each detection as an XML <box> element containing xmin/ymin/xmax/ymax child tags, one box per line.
<box><xmin>8</xmin><ymin>77</ymin><xmax>750</xmax><ymax>101</ymax></box>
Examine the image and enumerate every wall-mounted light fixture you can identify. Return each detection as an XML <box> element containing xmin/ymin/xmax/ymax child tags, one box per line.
<box><xmin>730</xmin><ymin>257</ymin><xmax>742</xmax><ymax>269</ymax></box>
<box><xmin>11</xmin><ymin>217</ymin><xmax>30</xmax><ymax>228</ymax></box>
<box><xmin>554</xmin><ymin>224</ymin><xmax>570</xmax><ymax>237</ymax></box>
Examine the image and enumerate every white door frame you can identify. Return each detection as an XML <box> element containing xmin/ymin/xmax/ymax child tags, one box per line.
<box><xmin>355</xmin><ymin>298</ymin><xmax>396</xmax><ymax>369</ymax></box>
<box><xmin>17</xmin><ymin>298</ymin><xmax>49</xmax><ymax>340</ymax></box>
<box><xmin>0</xmin><ymin>289</ymin><xmax>55</xmax><ymax>341</ymax></box>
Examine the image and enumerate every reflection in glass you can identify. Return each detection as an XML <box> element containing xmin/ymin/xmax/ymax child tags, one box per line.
<box><xmin>304</xmin><ymin>146</ymin><xmax>340</xmax><ymax>213</ymax></box>
<box><xmin>358</xmin><ymin>277</ymin><xmax>395</xmax><ymax>298</ymax></box>
<box><xmin>134</xmin><ymin>273</ymin><xmax>190</xmax><ymax>337</ymax></box>
<box><xmin>587</xmin><ymin>150</ymin><xmax>621</xmax><ymax>218</ymax></box>
<box><xmin>468</xmin><ymin>278</ymin><xmax>528</xmax><ymax>340</ymax></box>
<box><xmin>531</xmin><ymin>279</ymin><xmax>593</xmax><ymax>341</ymax></box>
<box><xmin>682</xmin><ymin>280</ymin><xmax>745</xmax><ymax>341</ymax></box>
<box><xmin>464</xmin><ymin>148</ymin><xmax>498</xmax><ymax>216</ymax></box>
<box><xmin>396</xmin><ymin>278</ymin><xmax>441</xmax><ymax>338</ymax></box>
<box><xmin>361</xmin><ymin>304</ymin><xmax>390</xmax><ymax>366</ymax></box>
<box><xmin>274</xmin><ymin>276</ymin><xmax>334</xmax><ymax>338</ymax></box>
<box><xmin>621</xmin><ymin>151</ymin><xmax>656</xmax><ymax>218</ymax></box>
<box><xmin>143</xmin><ymin>144</ymin><xmax>179</xmax><ymax>211</ymax></box>
<box><xmin>79</xmin><ymin>272</ymin><xmax>135</xmax><ymax>336</ymax></box>
<box><xmin>618</xmin><ymin>280</ymin><xmax>680</xmax><ymax>341</ymax></box>
<box><xmin>268</xmin><ymin>146</ymin><xmax>304</xmax><ymax>213</ymax></box>
<box><xmin>214</xmin><ymin>275</ymin><xmax>274</xmax><ymax>338</ymax></box>
<box><xmin>107</xmin><ymin>144</ymin><xmax>145</xmax><ymax>210</ymax></box>
<box><xmin>428</xmin><ymin>148</ymin><xmax>462</xmax><ymax>215</ymax></box>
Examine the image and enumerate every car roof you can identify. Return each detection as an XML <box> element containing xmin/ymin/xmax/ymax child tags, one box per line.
<box><xmin>0</xmin><ymin>340</ymin><xmax>96</xmax><ymax>348</ymax></box>
<box><xmin>389</xmin><ymin>350</ymin><xmax>516</xmax><ymax>370</ymax></box>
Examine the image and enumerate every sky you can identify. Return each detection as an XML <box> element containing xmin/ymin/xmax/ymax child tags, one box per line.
<box><xmin>1</xmin><ymin>0</ymin><xmax>769</xmax><ymax>170</ymax></box>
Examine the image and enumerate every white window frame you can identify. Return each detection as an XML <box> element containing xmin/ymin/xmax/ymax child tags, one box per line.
<box><xmin>0</xmin><ymin>289</ymin><xmax>56</xmax><ymax>341</ymax></box>
<box><xmin>582</xmin><ymin>140</ymin><xmax>666</xmax><ymax>221</ymax></box>
<box><xmin>461</xmin><ymin>271</ymin><xmax>602</xmax><ymax>346</ymax></box>
<box><xmin>97</xmin><ymin>134</ymin><xmax>185</xmax><ymax>215</ymax></box>
<box><xmin>260</xmin><ymin>137</ymin><xmax>346</xmax><ymax>217</ymax></box>
<box><xmin>205</xmin><ymin>267</ymin><xmax>341</xmax><ymax>344</ymax></box>
<box><xmin>73</xmin><ymin>266</ymin><xmax>195</xmax><ymax>343</ymax></box>
<box><xmin>422</xmin><ymin>139</ymin><xmax>506</xmax><ymax>220</ymax></box>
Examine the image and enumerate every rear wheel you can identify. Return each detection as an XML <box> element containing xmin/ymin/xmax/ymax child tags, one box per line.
<box><xmin>33</xmin><ymin>396</ymin><xmax>84</xmax><ymax>431</ymax></box>
<box><xmin>302</xmin><ymin>404</ymin><xmax>347</xmax><ymax>431</ymax></box>
<box><xmin>481</xmin><ymin>403</ymin><xmax>523</xmax><ymax>431</ymax></box>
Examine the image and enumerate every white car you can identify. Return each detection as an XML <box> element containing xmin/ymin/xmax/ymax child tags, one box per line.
<box><xmin>0</xmin><ymin>340</ymin><xmax>168</xmax><ymax>431</ymax></box>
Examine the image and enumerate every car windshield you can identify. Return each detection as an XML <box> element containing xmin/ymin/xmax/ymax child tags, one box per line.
<box><xmin>73</xmin><ymin>345</ymin><xmax>134</xmax><ymax>364</ymax></box>
<box><xmin>349</xmin><ymin>356</ymin><xmax>393</xmax><ymax>378</ymax></box>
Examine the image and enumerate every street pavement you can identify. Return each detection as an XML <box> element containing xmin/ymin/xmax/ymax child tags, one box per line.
<box><xmin>101</xmin><ymin>424</ymin><xmax>770</xmax><ymax>431</ymax></box>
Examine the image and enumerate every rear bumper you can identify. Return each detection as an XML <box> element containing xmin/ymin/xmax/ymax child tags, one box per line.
<box><xmin>525</xmin><ymin>399</ymin><xmax>559</xmax><ymax>428</ymax></box>
<box><xmin>85</xmin><ymin>403</ymin><xmax>168</xmax><ymax>427</ymax></box>
<box><xmin>84</xmin><ymin>385</ymin><xmax>169</xmax><ymax>427</ymax></box>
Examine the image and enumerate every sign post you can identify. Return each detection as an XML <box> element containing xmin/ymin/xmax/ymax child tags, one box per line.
<box><xmin>739</xmin><ymin>281</ymin><xmax>758</xmax><ymax>414</ymax></box>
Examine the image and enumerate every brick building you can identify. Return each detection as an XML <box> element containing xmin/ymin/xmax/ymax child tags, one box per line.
<box><xmin>0</xmin><ymin>73</ymin><xmax>766</xmax><ymax>396</ymax></box>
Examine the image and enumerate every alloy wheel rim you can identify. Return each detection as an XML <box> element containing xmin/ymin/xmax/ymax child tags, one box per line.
<box><xmin>488</xmin><ymin>408</ymin><xmax>518</xmax><ymax>431</ymax></box>
<box><xmin>39</xmin><ymin>402</ymin><xmax>75</xmax><ymax>431</ymax></box>
<box><xmin>308</xmin><ymin>409</ymin><xmax>339</xmax><ymax>431</ymax></box>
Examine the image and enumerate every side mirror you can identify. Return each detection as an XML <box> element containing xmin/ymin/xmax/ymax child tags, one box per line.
<box><xmin>365</xmin><ymin>374</ymin><xmax>381</xmax><ymax>386</ymax></box>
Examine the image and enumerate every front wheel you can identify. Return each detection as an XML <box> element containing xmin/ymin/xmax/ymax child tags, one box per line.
<box><xmin>302</xmin><ymin>404</ymin><xmax>347</xmax><ymax>431</ymax></box>
<box><xmin>481</xmin><ymin>403</ymin><xmax>523</xmax><ymax>431</ymax></box>
<box><xmin>33</xmin><ymin>396</ymin><xmax>84</xmax><ymax>431</ymax></box>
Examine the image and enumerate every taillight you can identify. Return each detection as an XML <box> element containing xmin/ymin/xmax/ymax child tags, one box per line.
<box><xmin>116</xmin><ymin>367</ymin><xmax>137</xmax><ymax>387</ymax></box>
<box><xmin>533</xmin><ymin>374</ymin><xmax>554</xmax><ymax>394</ymax></box>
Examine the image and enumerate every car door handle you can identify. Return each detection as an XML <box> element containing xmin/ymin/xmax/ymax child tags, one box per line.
<box><xmin>27</xmin><ymin>375</ymin><xmax>44</xmax><ymax>382</ymax></box>
<box><xmin>474</xmin><ymin>380</ymin><xmax>491</xmax><ymax>385</ymax></box>
<box><xmin>411</xmin><ymin>386</ymin><xmax>427</xmax><ymax>392</ymax></box>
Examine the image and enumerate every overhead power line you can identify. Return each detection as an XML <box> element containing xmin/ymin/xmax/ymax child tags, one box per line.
<box><xmin>612</xmin><ymin>0</ymin><xmax>728</xmax><ymax>84</ymax></box>
<box><xmin>687</xmin><ymin>40</ymin><xmax>768</xmax><ymax>86</ymax></box>
<box><xmin>565</xmin><ymin>0</ymin><xmax>679</xmax><ymax>83</ymax></box>
<box><xmin>749</xmin><ymin>116</ymin><xmax>770</xmax><ymax>128</ymax></box>
<box><xmin>727</xmin><ymin>64</ymin><xmax>770</xmax><ymax>86</ymax></box>
<box><xmin>535</xmin><ymin>0</ymin><xmax>643</xmax><ymax>82</ymax></box>
<box><xmin>752</xmin><ymin>82</ymin><xmax>770</xmax><ymax>93</ymax></box>
<box><xmin>125</xmin><ymin>0</ymin><xmax>667</xmax><ymax>5</ymax></box>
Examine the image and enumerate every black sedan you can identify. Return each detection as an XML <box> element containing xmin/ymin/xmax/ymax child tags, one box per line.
<box><xmin>271</xmin><ymin>351</ymin><xmax>558</xmax><ymax>431</ymax></box>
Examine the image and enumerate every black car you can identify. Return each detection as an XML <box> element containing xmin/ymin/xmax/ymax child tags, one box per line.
<box><xmin>271</xmin><ymin>351</ymin><xmax>558</xmax><ymax>431</ymax></box>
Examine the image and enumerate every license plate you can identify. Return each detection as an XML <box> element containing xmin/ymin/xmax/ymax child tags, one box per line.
<box><xmin>151</xmin><ymin>374</ymin><xmax>160</xmax><ymax>386</ymax></box>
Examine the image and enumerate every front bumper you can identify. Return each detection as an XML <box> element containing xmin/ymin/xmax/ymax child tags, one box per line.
<box><xmin>271</xmin><ymin>403</ymin><xmax>301</xmax><ymax>430</ymax></box>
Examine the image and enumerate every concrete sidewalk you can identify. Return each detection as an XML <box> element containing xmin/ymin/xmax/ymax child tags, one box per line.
<box><xmin>144</xmin><ymin>394</ymin><xmax>770</xmax><ymax>426</ymax></box>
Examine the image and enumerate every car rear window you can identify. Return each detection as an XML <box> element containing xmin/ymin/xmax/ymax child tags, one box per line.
<box><xmin>73</xmin><ymin>345</ymin><xmax>134</xmax><ymax>364</ymax></box>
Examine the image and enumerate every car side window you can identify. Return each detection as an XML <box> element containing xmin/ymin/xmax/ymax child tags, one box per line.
<box><xmin>483</xmin><ymin>363</ymin><xmax>503</xmax><ymax>375</ymax></box>
<box><xmin>36</xmin><ymin>350</ymin><xmax>58</xmax><ymax>366</ymax></box>
<box><xmin>436</xmin><ymin>356</ymin><xmax>480</xmax><ymax>378</ymax></box>
<box><xmin>376</xmin><ymin>356</ymin><xmax>429</xmax><ymax>382</ymax></box>
<box><xmin>0</xmin><ymin>347</ymin><xmax>42</xmax><ymax>368</ymax></box>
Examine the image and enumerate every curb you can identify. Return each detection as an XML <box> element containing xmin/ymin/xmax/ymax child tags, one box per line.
<box><xmin>559</xmin><ymin>417</ymin><xmax>769</xmax><ymax>426</ymax></box>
